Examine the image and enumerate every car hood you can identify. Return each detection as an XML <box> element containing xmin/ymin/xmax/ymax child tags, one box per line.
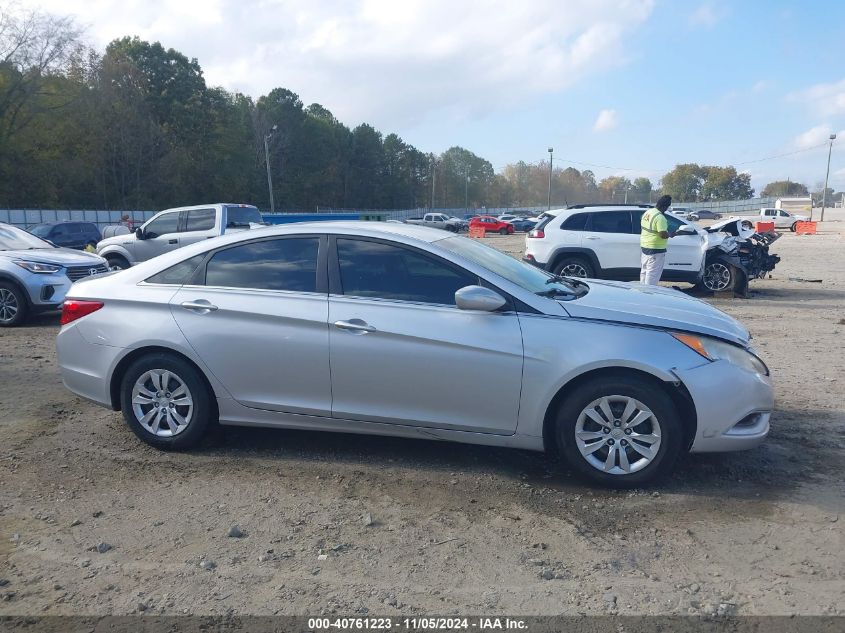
<box><xmin>0</xmin><ymin>248</ymin><xmax>106</xmax><ymax>266</ymax></box>
<box><xmin>561</xmin><ymin>279</ymin><xmax>750</xmax><ymax>346</ymax></box>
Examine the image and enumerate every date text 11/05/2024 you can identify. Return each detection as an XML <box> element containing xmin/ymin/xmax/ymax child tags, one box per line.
<box><xmin>307</xmin><ymin>617</ymin><xmax>528</xmax><ymax>630</ymax></box>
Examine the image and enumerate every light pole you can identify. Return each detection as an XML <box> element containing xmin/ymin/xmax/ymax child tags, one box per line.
<box><xmin>465</xmin><ymin>173</ymin><xmax>470</xmax><ymax>214</ymax></box>
<box><xmin>547</xmin><ymin>147</ymin><xmax>554</xmax><ymax>210</ymax></box>
<box><xmin>430</xmin><ymin>157</ymin><xmax>436</xmax><ymax>209</ymax></box>
<box><xmin>821</xmin><ymin>133</ymin><xmax>836</xmax><ymax>222</ymax></box>
<box><xmin>264</xmin><ymin>124</ymin><xmax>277</xmax><ymax>214</ymax></box>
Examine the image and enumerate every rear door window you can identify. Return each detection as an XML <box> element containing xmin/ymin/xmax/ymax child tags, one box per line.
<box><xmin>185</xmin><ymin>208</ymin><xmax>216</xmax><ymax>232</ymax></box>
<box><xmin>204</xmin><ymin>238</ymin><xmax>319</xmax><ymax>292</ymax></box>
<box><xmin>588</xmin><ymin>211</ymin><xmax>633</xmax><ymax>234</ymax></box>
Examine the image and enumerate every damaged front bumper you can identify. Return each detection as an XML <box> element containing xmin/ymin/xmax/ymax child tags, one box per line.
<box><xmin>674</xmin><ymin>359</ymin><xmax>773</xmax><ymax>453</ymax></box>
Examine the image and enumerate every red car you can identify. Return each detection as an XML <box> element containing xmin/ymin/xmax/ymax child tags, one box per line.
<box><xmin>469</xmin><ymin>215</ymin><xmax>514</xmax><ymax>235</ymax></box>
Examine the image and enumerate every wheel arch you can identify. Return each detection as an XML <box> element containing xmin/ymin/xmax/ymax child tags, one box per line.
<box><xmin>0</xmin><ymin>273</ymin><xmax>32</xmax><ymax>308</ymax></box>
<box><xmin>109</xmin><ymin>345</ymin><xmax>218</xmax><ymax>421</ymax></box>
<box><xmin>99</xmin><ymin>245</ymin><xmax>132</xmax><ymax>264</ymax></box>
<box><xmin>541</xmin><ymin>366</ymin><xmax>697</xmax><ymax>457</ymax></box>
<box><xmin>547</xmin><ymin>247</ymin><xmax>601</xmax><ymax>275</ymax></box>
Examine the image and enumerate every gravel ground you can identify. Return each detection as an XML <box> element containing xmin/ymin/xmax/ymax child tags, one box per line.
<box><xmin>0</xmin><ymin>217</ymin><xmax>843</xmax><ymax>617</ymax></box>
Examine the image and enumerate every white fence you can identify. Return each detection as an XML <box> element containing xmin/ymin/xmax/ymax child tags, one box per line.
<box><xmin>0</xmin><ymin>209</ymin><xmax>156</xmax><ymax>230</ymax></box>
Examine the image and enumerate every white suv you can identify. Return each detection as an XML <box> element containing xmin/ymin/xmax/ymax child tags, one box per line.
<box><xmin>523</xmin><ymin>205</ymin><xmax>706</xmax><ymax>283</ymax></box>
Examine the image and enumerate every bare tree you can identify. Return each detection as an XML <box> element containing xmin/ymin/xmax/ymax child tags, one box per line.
<box><xmin>0</xmin><ymin>2</ymin><xmax>84</xmax><ymax>146</ymax></box>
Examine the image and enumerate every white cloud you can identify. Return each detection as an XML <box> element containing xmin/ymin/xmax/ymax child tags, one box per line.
<box><xmin>788</xmin><ymin>78</ymin><xmax>845</xmax><ymax>118</ymax></box>
<box><xmin>593</xmin><ymin>108</ymin><xmax>618</xmax><ymax>132</ymax></box>
<box><xmin>20</xmin><ymin>0</ymin><xmax>656</xmax><ymax>130</ymax></box>
<box><xmin>751</xmin><ymin>79</ymin><xmax>770</xmax><ymax>93</ymax></box>
<box><xmin>689</xmin><ymin>2</ymin><xmax>726</xmax><ymax>28</ymax></box>
<box><xmin>794</xmin><ymin>124</ymin><xmax>842</xmax><ymax>149</ymax></box>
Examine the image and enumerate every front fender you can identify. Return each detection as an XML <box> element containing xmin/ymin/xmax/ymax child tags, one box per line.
<box><xmin>515</xmin><ymin>314</ymin><xmax>708</xmax><ymax>438</ymax></box>
<box><xmin>97</xmin><ymin>243</ymin><xmax>135</xmax><ymax>264</ymax></box>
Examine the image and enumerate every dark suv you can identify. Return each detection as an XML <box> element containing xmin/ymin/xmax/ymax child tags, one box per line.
<box><xmin>29</xmin><ymin>222</ymin><xmax>102</xmax><ymax>251</ymax></box>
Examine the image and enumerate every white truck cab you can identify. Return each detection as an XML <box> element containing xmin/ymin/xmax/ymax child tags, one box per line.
<box><xmin>97</xmin><ymin>203</ymin><xmax>262</xmax><ymax>270</ymax></box>
<box><xmin>760</xmin><ymin>208</ymin><xmax>808</xmax><ymax>231</ymax></box>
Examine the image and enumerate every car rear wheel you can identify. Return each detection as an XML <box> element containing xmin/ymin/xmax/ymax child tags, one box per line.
<box><xmin>701</xmin><ymin>258</ymin><xmax>736</xmax><ymax>292</ymax></box>
<box><xmin>120</xmin><ymin>353</ymin><xmax>214</xmax><ymax>450</ymax></box>
<box><xmin>105</xmin><ymin>254</ymin><xmax>130</xmax><ymax>271</ymax></box>
<box><xmin>555</xmin><ymin>374</ymin><xmax>683</xmax><ymax>487</ymax></box>
<box><xmin>0</xmin><ymin>282</ymin><xmax>27</xmax><ymax>327</ymax></box>
<box><xmin>553</xmin><ymin>256</ymin><xmax>594</xmax><ymax>278</ymax></box>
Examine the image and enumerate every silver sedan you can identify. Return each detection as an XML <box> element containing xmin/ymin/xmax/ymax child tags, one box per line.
<box><xmin>56</xmin><ymin>222</ymin><xmax>773</xmax><ymax>486</ymax></box>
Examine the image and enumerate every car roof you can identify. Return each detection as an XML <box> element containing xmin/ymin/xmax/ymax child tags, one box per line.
<box><xmin>257</xmin><ymin>221</ymin><xmax>452</xmax><ymax>243</ymax></box>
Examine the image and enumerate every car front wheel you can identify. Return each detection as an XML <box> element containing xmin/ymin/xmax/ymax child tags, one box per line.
<box><xmin>0</xmin><ymin>282</ymin><xmax>27</xmax><ymax>327</ymax></box>
<box><xmin>701</xmin><ymin>258</ymin><xmax>736</xmax><ymax>292</ymax></box>
<box><xmin>556</xmin><ymin>374</ymin><xmax>683</xmax><ymax>487</ymax></box>
<box><xmin>120</xmin><ymin>353</ymin><xmax>214</xmax><ymax>450</ymax></box>
<box><xmin>105</xmin><ymin>254</ymin><xmax>130</xmax><ymax>271</ymax></box>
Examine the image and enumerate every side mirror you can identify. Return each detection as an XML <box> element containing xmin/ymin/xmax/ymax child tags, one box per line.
<box><xmin>455</xmin><ymin>285</ymin><xmax>507</xmax><ymax>312</ymax></box>
<box><xmin>675</xmin><ymin>225</ymin><xmax>696</xmax><ymax>235</ymax></box>
<box><xmin>135</xmin><ymin>227</ymin><xmax>145</xmax><ymax>239</ymax></box>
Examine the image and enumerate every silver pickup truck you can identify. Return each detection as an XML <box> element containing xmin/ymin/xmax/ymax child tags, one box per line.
<box><xmin>404</xmin><ymin>213</ymin><xmax>466</xmax><ymax>232</ymax></box>
<box><xmin>97</xmin><ymin>203</ymin><xmax>263</xmax><ymax>270</ymax></box>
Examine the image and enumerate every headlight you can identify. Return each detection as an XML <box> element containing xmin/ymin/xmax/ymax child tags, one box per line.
<box><xmin>671</xmin><ymin>332</ymin><xmax>769</xmax><ymax>376</ymax></box>
<box><xmin>13</xmin><ymin>260</ymin><xmax>62</xmax><ymax>274</ymax></box>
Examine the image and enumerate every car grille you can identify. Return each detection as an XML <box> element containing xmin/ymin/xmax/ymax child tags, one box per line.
<box><xmin>66</xmin><ymin>264</ymin><xmax>108</xmax><ymax>282</ymax></box>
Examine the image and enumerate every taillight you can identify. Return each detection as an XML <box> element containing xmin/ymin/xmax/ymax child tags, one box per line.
<box><xmin>61</xmin><ymin>300</ymin><xmax>104</xmax><ymax>325</ymax></box>
<box><xmin>528</xmin><ymin>229</ymin><xmax>545</xmax><ymax>238</ymax></box>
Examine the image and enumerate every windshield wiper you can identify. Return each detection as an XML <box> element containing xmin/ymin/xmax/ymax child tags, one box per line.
<box><xmin>545</xmin><ymin>274</ymin><xmax>587</xmax><ymax>288</ymax></box>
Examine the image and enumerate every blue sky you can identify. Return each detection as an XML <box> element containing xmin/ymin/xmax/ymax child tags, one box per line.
<box><xmin>402</xmin><ymin>1</ymin><xmax>845</xmax><ymax>192</ymax></box>
<box><xmin>25</xmin><ymin>0</ymin><xmax>845</xmax><ymax>193</ymax></box>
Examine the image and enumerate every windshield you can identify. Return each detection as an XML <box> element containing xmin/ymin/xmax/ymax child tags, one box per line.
<box><xmin>30</xmin><ymin>225</ymin><xmax>52</xmax><ymax>237</ymax></box>
<box><xmin>436</xmin><ymin>235</ymin><xmax>587</xmax><ymax>298</ymax></box>
<box><xmin>225</xmin><ymin>205</ymin><xmax>262</xmax><ymax>227</ymax></box>
<box><xmin>0</xmin><ymin>225</ymin><xmax>55</xmax><ymax>251</ymax></box>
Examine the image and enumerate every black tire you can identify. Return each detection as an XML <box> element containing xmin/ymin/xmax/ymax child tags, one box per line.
<box><xmin>555</xmin><ymin>374</ymin><xmax>683</xmax><ymax>487</ymax></box>
<box><xmin>499</xmin><ymin>227</ymin><xmax>508</xmax><ymax>235</ymax></box>
<box><xmin>700</xmin><ymin>257</ymin><xmax>736</xmax><ymax>292</ymax></box>
<box><xmin>120</xmin><ymin>353</ymin><xmax>215</xmax><ymax>450</ymax></box>
<box><xmin>0</xmin><ymin>281</ymin><xmax>28</xmax><ymax>327</ymax></box>
<box><xmin>790</xmin><ymin>222</ymin><xmax>797</xmax><ymax>232</ymax></box>
<box><xmin>553</xmin><ymin>256</ymin><xmax>594</xmax><ymax>278</ymax></box>
<box><xmin>105</xmin><ymin>254</ymin><xmax>130</xmax><ymax>271</ymax></box>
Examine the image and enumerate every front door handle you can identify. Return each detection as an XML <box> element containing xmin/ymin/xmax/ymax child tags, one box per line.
<box><xmin>168</xmin><ymin>239</ymin><xmax>178</xmax><ymax>244</ymax></box>
<box><xmin>585</xmin><ymin>236</ymin><xmax>601</xmax><ymax>240</ymax></box>
<box><xmin>181</xmin><ymin>300</ymin><xmax>218</xmax><ymax>313</ymax></box>
<box><xmin>334</xmin><ymin>319</ymin><xmax>376</xmax><ymax>333</ymax></box>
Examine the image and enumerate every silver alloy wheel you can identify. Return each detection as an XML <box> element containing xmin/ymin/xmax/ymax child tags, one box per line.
<box><xmin>560</xmin><ymin>262</ymin><xmax>588</xmax><ymax>277</ymax></box>
<box><xmin>131</xmin><ymin>369</ymin><xmax>194</xmax><ymax>437</ymax></box>
<box><xmin>574</xmin><ymin>395</ymin><xmax>662</xmax><ymax>475</ymax></box>
<box><xmin>703</xmin><ymin>262</ymin><xmax>732</xmax><ymax>291</ymax></box>
<box><xmin>0</xmin><ymin>288</ymin><xmax>19</xmax><ymax>323</ymax></box>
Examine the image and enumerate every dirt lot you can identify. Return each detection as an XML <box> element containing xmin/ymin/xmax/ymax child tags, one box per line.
<box><xmin>0</xmin><ymin>217</ymin><xmax>843</xmax><ymax>617</ymax></box>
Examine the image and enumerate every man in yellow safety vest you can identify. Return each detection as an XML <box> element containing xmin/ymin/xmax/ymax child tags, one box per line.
<box><xmin>640</xmin><ymin>195</ymin><xmax>674</xmax><ymax>285</ymax></box>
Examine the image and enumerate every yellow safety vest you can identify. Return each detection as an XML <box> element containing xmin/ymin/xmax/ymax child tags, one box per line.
<box><xmin>640</xmin><ymin>208</ymin><xmax>668</xmax><ymax>250</ymax></box>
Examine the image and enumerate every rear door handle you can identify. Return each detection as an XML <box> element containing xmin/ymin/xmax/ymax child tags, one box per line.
<box><xmin>334</xmin><ymin>319</ymin><xmax>376</xmax><ymax>333</ymax></box>
<box><xmin>181</xmin><ymin>300</ymin><xmax>218</xmax><ymax>313</ymax></box>
<box><xmin>168</xmin><ymin>239</ymin><xmax>178</xmax><ymax>244</ymax></box>
<box><xmin>585</xmin><ymin>236</ymin><xmax>600</xmax><ymax>240</ymax></box>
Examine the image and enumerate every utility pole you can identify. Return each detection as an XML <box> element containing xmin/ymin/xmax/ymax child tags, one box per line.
<box><xmin>547</xmin><ymin>147</ymin><xmax>554</xmax><ymax>210</ymax></box>
<box><xmin>821</xmin><ymin>133</ymin><xmax>836</xmax><ymax>222</ymax></box>
<box><xmin>264</xmin><ymin>125</ymin><xmax>277</xmax><ymax>213</ymax></box>
<box><xmin>465</xmin><ymin>173</ymin><xmax>470</xmax><ymax>214</ymax></box>
<box><xmin>430</xmin><ymin>157</ymin><xmax>436</xmax><ymax>209</ymax></box>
